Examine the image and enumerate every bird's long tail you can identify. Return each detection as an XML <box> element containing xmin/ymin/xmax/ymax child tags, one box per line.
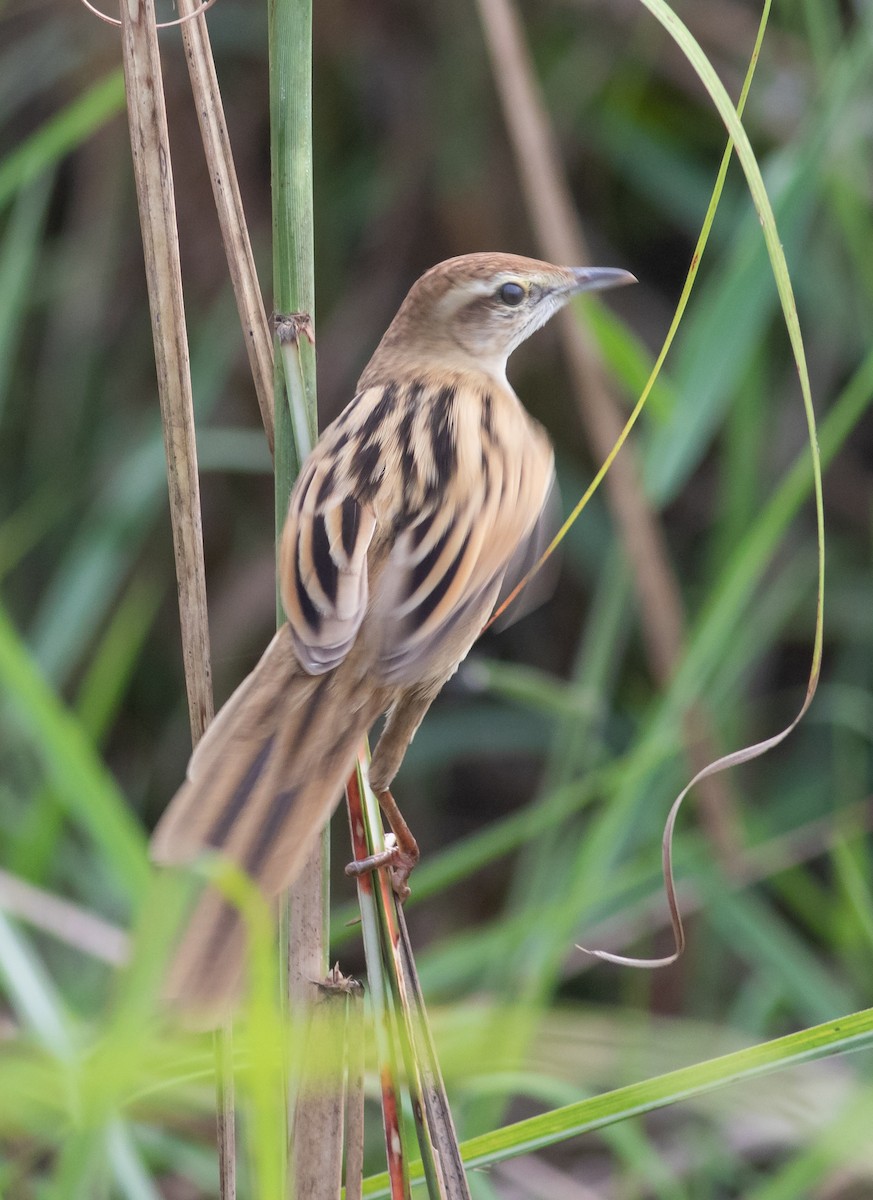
<box><xmin>151</xmin><ymin>625</ymin><xmax>382</xmax><ymax>1019</ymax></box>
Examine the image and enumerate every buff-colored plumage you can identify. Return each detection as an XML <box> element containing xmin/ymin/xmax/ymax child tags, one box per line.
<box><xmin>151</xmin><ymin>252</ymin><xmax>634</xmax><ymax>1017</ymax></box>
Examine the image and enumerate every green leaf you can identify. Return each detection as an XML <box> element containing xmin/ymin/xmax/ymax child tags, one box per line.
<box><xmin>362</xmin><ymin>1007</ymin><xmax>873</xmax><ymax>1195</ymax></box>
<box><xmin>0</xmin><ymin>602</ymin><xmax>149</xmax><ymax>901</ymax></box>
<box><xmin>0</xmin><ymin>71</ymin><xmax>125</xmax><ymax>210</ymax></box>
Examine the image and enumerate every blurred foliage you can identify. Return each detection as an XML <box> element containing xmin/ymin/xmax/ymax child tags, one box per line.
<box><xmin>1</xmin><ymin>0</ymin><xmax>873</xmax><ymax>1196</ymax></box>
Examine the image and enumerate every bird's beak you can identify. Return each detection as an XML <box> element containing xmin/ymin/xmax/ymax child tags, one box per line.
<box><xmin>567</xmin><ymin>267</ymin><xmax>637</xmax><ymax>294</ymax></box>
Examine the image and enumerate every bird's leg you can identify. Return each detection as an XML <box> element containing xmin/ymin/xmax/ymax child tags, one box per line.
<box><xmin>344</xmin><ymin>788</ymin><xmax>420</xmax><ymax>900</ymax></box>
<box><xmin>344</xmin><ymin>687</ymin><xmax>432</xmax><ymax>898</ymax></box>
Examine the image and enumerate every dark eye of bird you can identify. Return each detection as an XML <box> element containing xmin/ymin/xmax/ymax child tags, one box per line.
<box><xmin>498</xmin><ymin>281</ymin><xmax>525</xmax><ymax>307</ymax></box>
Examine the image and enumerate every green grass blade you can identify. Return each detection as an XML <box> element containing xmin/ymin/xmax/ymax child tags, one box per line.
<box><xmin>0</xmin><ymin>71</ymin><xmax>125</xmax><ymax>209</ymax></box>
<box><xmin>0</xmin><ymin>602</ymin><xmax>149</xmax><ymax>901</ymax></box>
<box><xmin>0</xmin><ymin>177</ymin><xmax>52</xmax><ymax>416</ymax></box>
<box><xmin>362</xmin><ymin>1007</ymin><xmax>873</xmax><ymax>1195</ymax></box>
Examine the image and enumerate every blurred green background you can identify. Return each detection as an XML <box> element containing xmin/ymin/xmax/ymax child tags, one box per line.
<box><xmin>2</xmin><ymin>0</ymin><xmax>873</xmax><ymax>1196</ymax></box>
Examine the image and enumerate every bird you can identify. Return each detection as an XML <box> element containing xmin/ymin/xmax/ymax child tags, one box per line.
<box><xmin>151</xmin><ymin>251</ymin><xmax>635</xmax><ymax>1016</ymax></box>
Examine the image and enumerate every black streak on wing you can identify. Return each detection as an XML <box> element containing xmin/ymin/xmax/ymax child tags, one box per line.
<box><xmin>413</xmin><ymin>533</ymin><xmax>469</xmax><ymax>627</ymax></box>
<box><xmin>206</xmin><ymin>735</ymin><xmax>276</xmax><ymax>849</ymax></box>
<box><xmin>392</xmin><ymin>510</ymin><xmax>416</xmax><ymax>535</ymax></box>
<box><xmin>246</xmin><ymin>785</ymin><xmax>300</xmax><ymax>876</ymax></box>
<box><xmin>311</xmin><ymin>515</ymin><xmax>339</xmax><ymax>604</ymax></box>
<box><xmin>340</xmin><ymin>497</ymin><xmax>360</xmax><ymax>559</ymax></box>
<box><xmin>481</xmin><ymin>390</ymin><xmax>494</xmax><ymax>441</ymax></box>
<box><xmin>354</xmin><ymin>441</ymin><xmax>383</xmax><ymax>501</ymax></box>
<box><xmin>411</xmin><ymin>513</ymin><xmax>433</xmax><ymax>550</ymax></box>
<box><xmin>407</xmin><ymin>524</ymin><xmax>452</xmax><ymax>598</ymax></box>
<box><xmin>359</xmin><ymin>382</ymin><xmax>398</xmax><ymax>442</ymax></box>
<box><xmin>295</xmin><ymin>547</ymin><xmax>323</xmax><ymax>632</ymax></box>
<box><xmin>316</xmin><ymin>463</ymin><xmax>338</xmax><ymax>507</ymax></box>
<box><xmin>397</xmin><ymin>404</ymin><xmax>418</xmax><ymax>504</ymax></box>
<box><xmin>429</xmin><ymin>387</ymin><xmax>456</xmax><ymax>489</ymax></box>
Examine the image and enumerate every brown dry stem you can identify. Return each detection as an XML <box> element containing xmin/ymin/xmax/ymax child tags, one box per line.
<box><xmin>177</xmin><ymin>0</ymin><xmax>275</xmax><ymax>456</ymax></box>
<box><xmin>119</xmin><ymin>0</ymin><xmax>213</xmax><ymax>744</ymax></box>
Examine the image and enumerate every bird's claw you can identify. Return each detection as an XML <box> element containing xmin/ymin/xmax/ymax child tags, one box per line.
<box><xmin>345</xmin><ymin>834</ymin><xmax>418</xmax><ymax>902</ymax></box>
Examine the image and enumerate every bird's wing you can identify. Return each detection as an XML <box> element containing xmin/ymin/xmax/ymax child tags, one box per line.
<box><xmin>372</xmin><ymin>422</ymin><xmax>555</xmax><ymax>683</ymax></box>
<box><xmin>279</xmin><ymin>443</ymin><xmax>378</xmax><ymax>675</ymax></box>
<box><xmin>490</xmin><ymin>474</ymin><xmax>561</xmax><ymax>630</ymax></box>
<box><xmin>279</xmin><ymin>380</ymin><xmax>554</xmax><ymax>683</ymax></box>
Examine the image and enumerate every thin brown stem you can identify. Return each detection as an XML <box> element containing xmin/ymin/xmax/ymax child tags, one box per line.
<box><xmin>119</xmin><ymin>0</ymin><xmax>213</xmax><ymax>744</ymax></box>
<box><xmin>177</xmin><ymin>0</ymin><xmax>275</xmax><ymax>456</ymax></box>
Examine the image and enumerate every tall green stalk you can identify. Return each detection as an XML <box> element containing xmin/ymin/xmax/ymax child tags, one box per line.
<box><xmin>269</xmin><ymin>0</ymin><xmax>316</xmax><ymax>471</ymax></box>
<box><xmin>269</xmin><ymin>0</ymin><xmax>323</xmax><ymax>968</ymax></box>
<box><xmin>269</xmin><ymin>0</ymin><xmax>330</xmax><ymax>1184</ymax></box>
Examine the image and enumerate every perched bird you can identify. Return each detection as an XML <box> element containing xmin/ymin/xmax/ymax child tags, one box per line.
<box><xmin>151</xmin><ymin>252</ymin><xmax>635</xmax><ymax>1015</ymax></box>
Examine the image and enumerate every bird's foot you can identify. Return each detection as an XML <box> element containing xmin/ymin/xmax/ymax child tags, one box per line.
<box><xmin>345</xmin><ymin>831</ymin><xmax>420</xmax><ymax>902</ymax></box>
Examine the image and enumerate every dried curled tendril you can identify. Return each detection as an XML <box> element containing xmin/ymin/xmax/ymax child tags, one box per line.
<box><xmin>77</xmin><ymin>0</ymin><xmax>218</xmax><ymax>31</ymax></box>
<box><xmin>576</xmin><ymin>663</ymin><xmax>819</xmax><ymax>969</ymax></box>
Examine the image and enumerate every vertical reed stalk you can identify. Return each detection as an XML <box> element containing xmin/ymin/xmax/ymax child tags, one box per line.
<box><xmin>269</xmin><ymin>0</ymin><xmax>324</xmax><ymax>1020</ymax></box>
<box><xmin>269</xmin><ymin>0</ymin><xmax>334</xmax><ymax>1190</ymax></box>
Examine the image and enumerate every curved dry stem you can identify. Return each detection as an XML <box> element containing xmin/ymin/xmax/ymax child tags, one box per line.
<box><xmin>78</xmin><ymin>0</ymin><xmax>217</xmax><ymax>31</ymax></box>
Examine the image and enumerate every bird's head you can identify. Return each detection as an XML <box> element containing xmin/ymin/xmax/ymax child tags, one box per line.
<box><xmin>362</xmin><ymin>252</ymin><xmax>636</xmax><ymax>385</ymax></box>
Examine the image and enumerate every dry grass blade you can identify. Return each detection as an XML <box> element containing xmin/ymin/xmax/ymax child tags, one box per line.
<box><xmin>119</xmin><ymin>0</ymin><xmax>213</xmax><ymax>744</ymax></box>
<box><xmin>571</xmin><ymin>799</ymin><xmax>873</xmax><ymax>977</ymax></box>
<box><xmin>177</xmin><ymin>0</ymin><xmax>275</xmax><ymax>456</ymax></box>
<box><xmin>475</xmin><ymin>0</ymin><xmax>739</xmax><ymax>862</ymax></box>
